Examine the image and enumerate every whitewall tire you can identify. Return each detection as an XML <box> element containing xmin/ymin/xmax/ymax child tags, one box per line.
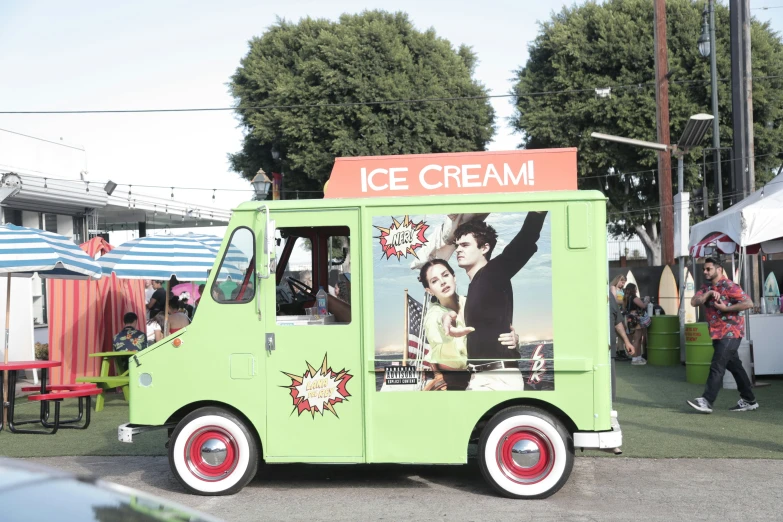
<box><xmin>479</xmin><ymin>406</ymin><xmax>573</xmax><ymax>499</ymax></box>
<box><xmin>169</xmin><ymin>407</ymin><xmax>259</xmax><ymax>495</ymax></box>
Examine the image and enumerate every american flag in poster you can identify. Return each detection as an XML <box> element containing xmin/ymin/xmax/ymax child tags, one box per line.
<box><xmin>407</xmin><ymin>294</ymin><xmax>431</xmax><ymax>363</ymax></box>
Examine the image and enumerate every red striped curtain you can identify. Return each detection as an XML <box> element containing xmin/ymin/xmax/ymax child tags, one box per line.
<box><xmin>47</xmin><ymin>238</ymin><xmax>146</xmax><ymax>385</ymax></box>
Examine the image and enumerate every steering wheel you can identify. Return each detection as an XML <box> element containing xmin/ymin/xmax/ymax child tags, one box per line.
<box><xmin>287</xmin><ymin>276</ymin><xmax>316</xmax><ymax>301</ymax></box>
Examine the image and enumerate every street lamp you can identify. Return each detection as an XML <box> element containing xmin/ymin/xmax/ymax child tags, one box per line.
<box><xmin>591</xmin><ymin>113</ymin><xmax>713</xmax><ymax>359</ymax></box>
<box><xmin>697</xmin><ymin>7</ymin><xmax>711</xmax><ymax>58</ymax></box>
<box><xmin>251</xmin><ymin>169</ymin><xmax>272</xmax><ymax>201</ymax></box>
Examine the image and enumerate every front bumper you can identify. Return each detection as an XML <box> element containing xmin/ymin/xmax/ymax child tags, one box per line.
<box><xmin>572</xmin><ymin>411</ymin><xmax>622</xmax><ymax>449</ymax></box>
<box><xmin>118</xmin><ymin>422</ymin><xmax>176</xmax><ymax>443</ymax></box>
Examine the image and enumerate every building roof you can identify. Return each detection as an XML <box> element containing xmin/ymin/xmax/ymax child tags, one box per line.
<box><xmin>0</xmin><ymin>172</ymin><xmax>233</xmax><ymax>230</ymax></box>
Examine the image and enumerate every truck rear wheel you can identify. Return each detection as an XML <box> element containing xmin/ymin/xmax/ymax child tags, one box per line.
<box><xmin>169</xmin><ymin>407</ymin><xmax>258</xmax><ymax>495</ymax></box>
<box><xmin>478</xmin><ymin>406</ymin><xmax>573</xmax><ymax>499</ymax></box>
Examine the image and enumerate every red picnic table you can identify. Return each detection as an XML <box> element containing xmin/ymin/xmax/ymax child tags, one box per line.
<box><xmin>0</xmin><ymin>360</ymin><xmax>100</xmax><ymax>434</ymax></box>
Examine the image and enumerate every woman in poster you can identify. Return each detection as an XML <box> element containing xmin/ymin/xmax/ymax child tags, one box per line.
<box><xmin>418</xmin><ymin>259</ymin><xmax>518</xmax><ymax>390</ymax></box>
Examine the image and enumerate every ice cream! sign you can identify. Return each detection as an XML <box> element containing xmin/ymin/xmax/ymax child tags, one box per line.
<box><xmin>324</xmin><ymin>149</ymin><xmax>577</xmax><ymax>199</ymax></box>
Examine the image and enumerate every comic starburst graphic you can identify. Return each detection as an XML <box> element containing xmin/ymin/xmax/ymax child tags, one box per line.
<box><xmin>374</xmin><ymin>215</ymin><xmax>429</xmax><ymax>260</ymax></box>
<box><xmin>281</xmin><ymin>354</ymin><xmax>353</xmax><ymax>418</ymax></box>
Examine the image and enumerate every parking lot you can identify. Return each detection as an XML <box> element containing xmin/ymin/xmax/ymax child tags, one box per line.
<box><xmin>27</xmin><ymin>456</ymin><xmax>783</xmax><ymax>521</ymax></box>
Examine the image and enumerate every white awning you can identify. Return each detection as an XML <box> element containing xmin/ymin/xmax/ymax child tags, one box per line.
<box><xmin>689</xmin><ymin>172</ymin><xmax>783</xmax><ymax>250</ymax></box>
<box><xmin>1</xmin><ymin>172</ymin><xmax>233</xmax><ymax>229</ymax></box>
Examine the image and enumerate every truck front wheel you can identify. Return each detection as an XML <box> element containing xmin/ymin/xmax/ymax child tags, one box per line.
<box><xmin>169</xmin><ymin>407</ymin><xmax>258</xmax><ymax>495</ymax></box>
<box><xmin>478</xmin><ymin>406</ymin><xmax>573</xmax><ymax>499</ymax></box>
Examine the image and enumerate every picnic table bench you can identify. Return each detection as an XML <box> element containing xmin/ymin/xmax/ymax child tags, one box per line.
<box><xmin>76</xmin><ymin>351</ymin><xmax>137</xmax><ymax>412</ymax></box>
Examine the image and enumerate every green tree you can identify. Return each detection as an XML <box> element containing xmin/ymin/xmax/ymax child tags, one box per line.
<box><xmin>229</xmin><ymin>10</ymin><xmax>495</xmax><ymax>196</ymax></box>
<box><xmin>511</xmin><ymin>0</ymin><xmax>783</xmax><ymax>264</ymax></box>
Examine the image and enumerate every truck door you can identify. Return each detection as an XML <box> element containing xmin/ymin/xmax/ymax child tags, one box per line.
<box><xmin>263</xmin><ymin>208</ymin><xmax>363</xmax><ymax>460</ymax></box>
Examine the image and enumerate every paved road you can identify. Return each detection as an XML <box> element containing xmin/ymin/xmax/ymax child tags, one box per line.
<box><xmin>25</xmin><ymin>456</ymin><xmax>783</xmax><ymax>521</ymax></box>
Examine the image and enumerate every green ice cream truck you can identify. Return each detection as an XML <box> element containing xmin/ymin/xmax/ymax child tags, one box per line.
<box><xmin>119</xmin><ymin>149</ymin><xmax>621</xmax><ymax>499</ymax></box>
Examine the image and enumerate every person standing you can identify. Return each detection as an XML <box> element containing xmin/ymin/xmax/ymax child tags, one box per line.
<box><xmin>609</xmin><ymin>288</ymin><xmax>636</xmax><ymax>401</ymax></box>
<box><xmin>623</xmin><ymin>283</ymin><xmax>648</xmax><ymax>366</ymax></box>
<box><xmin>609</xmin><ymin>274</ymin><xmax>631</xmax><ymax>361</ymax></box>
<box><xmin>146</xmin><ymin>280</ymin><xmax>166</xmax><ymax>320</ymax></box>
<box><xmin>179</xmin><ymin>292</ymin><xmax>195</xmax><ymax>320</ymax></box>
<box><xmin>687</xmin><ymin>258</ymin><xmax>758</xmax><ymax>413</ymax></box>
<box><xmin>144</xmin><ymin>280</ymin><xmax>154</xmax><ymax>305</ymax></box>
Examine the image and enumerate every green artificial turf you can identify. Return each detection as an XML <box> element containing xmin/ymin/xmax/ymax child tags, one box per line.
<box><xmin>0</xmin><ymin>392</ymin><xmax>167</xmax><ymax>457</ymax></box>
<box><xmin>1</xmin><ymin>363</ymin><xmax>782</xmax><ymax>459</ymax></box>
<box><xmin>584</xmin><ymin>360</ymin><xmax>783</xmax><ymax>459</ymax></box>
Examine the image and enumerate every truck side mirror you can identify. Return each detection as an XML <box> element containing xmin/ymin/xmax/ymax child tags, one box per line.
<box><xmin>267</xmin><ymin>220</ymin><xmax>276</xmax><ymax>259</ymax></box>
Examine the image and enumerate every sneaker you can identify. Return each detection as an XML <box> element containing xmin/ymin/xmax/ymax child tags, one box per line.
<box><xmin>631</xmin><ymin>357</ymin><xmax>647</xmax><ymax>366</ymax></box>
<box><xmin>729</xmin><ymin>399</ymin><xmax>759</xmax><ymax>412</ymax></box>
<box><xmin>687</xmin><ymin>397</ymin><xmax>713</xmax><ymax>413</ymax></box>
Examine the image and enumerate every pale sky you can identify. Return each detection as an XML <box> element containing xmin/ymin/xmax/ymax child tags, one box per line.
<box><xmin>1</xmin><ymin>0</ymin><xmax>782</xmax><ymax>227</ymax></box>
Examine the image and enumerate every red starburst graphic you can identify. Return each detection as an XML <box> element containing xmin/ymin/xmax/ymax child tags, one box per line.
<box><xmin>282</xmin><ymin>354</ymin><xmax>353</xmax><ymax>418</ymax></box>
<box><xmin>374</xmin><ymin>215</ymin><xmax>429</xmax><ymax>260</ymax></box>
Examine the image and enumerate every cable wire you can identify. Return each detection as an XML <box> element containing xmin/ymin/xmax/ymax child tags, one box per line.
<box><xmin>2</xmin><ymin>76</ymin><xmax>783</xmax><ymax>115</ymax></box>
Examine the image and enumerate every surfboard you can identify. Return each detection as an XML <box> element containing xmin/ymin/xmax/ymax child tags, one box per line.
<box><xmin>625</xmin><ymin>270</ymin><xmax>638</xmax><ymax>292</ymax></box>
<box><xmin>764</xmin><ymin>272</ymin><xmax>780</xmax><ymax>313</ymax></box>
<box><xmin>684</xmin><ymin>269</ymin><xmax>697</xmax><ymax>323</ymax></box>
<box><xmin>657</xmin><ymin>265</ymin><xmax>679</xmax><ymax>316</ymax></box>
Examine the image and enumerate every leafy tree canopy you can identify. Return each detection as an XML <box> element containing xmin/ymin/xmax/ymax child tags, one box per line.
<box><xmin>511</xmin><ymin>0</ymin><xmax>783</xmax><ymax>260</ymax></box>
<box><xmin>229</xmin><ymin>10</ymin><xmax>495</xmax><ymax>196</ymax></box>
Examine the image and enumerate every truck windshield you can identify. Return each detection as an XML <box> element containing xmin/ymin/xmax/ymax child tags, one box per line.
<box><xmin>211</xmin><ymin>226</ymin><xmax>255</xmax><ymax>304</ymax></box>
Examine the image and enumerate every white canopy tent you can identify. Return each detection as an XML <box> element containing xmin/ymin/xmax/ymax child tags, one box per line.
<box><xmin>689</xmin><ymin>172</ymin><xmax>783</xmax><ymax>253</ymax></box>
<box><xmin>687</xmin><ymin>172</ymin><xmax>783</xmax><ymax>376</ymax></box>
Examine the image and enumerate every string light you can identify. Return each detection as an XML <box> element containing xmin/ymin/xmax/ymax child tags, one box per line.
<box><xmin>43</xmin><ymin>178</ymin><xmax>48</xmax><ymax>190</ymax></box>
<box><xmin>171</xmin><ymin>187</ymin><xmax>174</xmax><ymax>199</ymax></box>
<box><xmin>210</xmin><ymin>212</ymin><xmax>214</xmax><ymax>226</ymax></box>
<box><xmin>212</xmin><ymin>189</ymin><xmax>216</xmax><ymax>202</ymax></box>
<box><xmin>85</xmin><ymin>181</ymin><xmax>90</xmax><ymax>193</ymax></box>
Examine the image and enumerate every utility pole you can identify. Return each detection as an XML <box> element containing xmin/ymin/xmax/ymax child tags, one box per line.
<box><xmin>729</xmin><ymin>0</ymin><xmax>758</xmax><ymax>384</ymax></box>
<box><xmin>708</xmin><ymin>0</ymin><xmax>723</xmax><ymax>213</ymax></box>
<box><xmin>730</xmin><ymin>0</ymin><xmax>749</xmax><ymax>200</ymax></box>
<box><xmin>742</xmin><ymin>0</ymin><xmax>755</xmax><ymax>194</ymax></box>
<box><xmin>653</xmin><ymin>0</ymin><xmax>674</xmax><ymax>266</ymax></box>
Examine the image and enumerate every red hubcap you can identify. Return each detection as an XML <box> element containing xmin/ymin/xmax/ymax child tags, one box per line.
<box><xmin>496</xmin><ymin>428</ymin><xmax>554</xmax><ymax>484</ymax></box>
<box><xmin>184</xmin><ymin>426</ymin><xmax>239</xmax><ymax>481</ymax></box>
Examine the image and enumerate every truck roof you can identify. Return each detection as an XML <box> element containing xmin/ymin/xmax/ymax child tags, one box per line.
<box><xmin>234</xmin><ymin>189</ymin><xmax>606</xmax><ymax>212</ymax></box>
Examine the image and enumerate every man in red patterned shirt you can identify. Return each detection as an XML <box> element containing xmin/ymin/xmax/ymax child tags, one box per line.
<box><xmin>687</xmin><ymin>258</ymin><xmax>757</xmax><ymax>413</ymax></box>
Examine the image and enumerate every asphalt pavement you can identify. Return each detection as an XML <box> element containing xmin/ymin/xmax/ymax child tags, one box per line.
<box><xmin>25</xmin><ymin>456</ymin><xmax>783</xmax><ymax>521</ymax></box>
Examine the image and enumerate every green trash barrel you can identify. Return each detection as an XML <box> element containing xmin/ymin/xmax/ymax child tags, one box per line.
<box><xmin>685</xmin><ymin>323</ymin><xmax>713</xmax><ymax>384</ymax></box>
<box><xmin>647</xmin><ymin>315</ymin><xmax>679</xmax><ymax>366</ymax></box>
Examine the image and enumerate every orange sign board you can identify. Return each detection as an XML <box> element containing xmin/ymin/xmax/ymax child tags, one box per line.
<box><xmin>323</xmin><ymin>148</ymin><xmax>577</xmax><ymax>199</ymax></box>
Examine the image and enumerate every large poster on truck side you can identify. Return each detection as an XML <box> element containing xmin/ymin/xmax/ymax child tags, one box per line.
<box><xmin>372</xmin><ymin>211</ymin><xmax>554</xmax><ymax>392</ymax></box>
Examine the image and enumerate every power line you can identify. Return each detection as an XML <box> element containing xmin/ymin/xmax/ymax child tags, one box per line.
<box><xmin>2</xmin><ymin>75</ymin><xmax>783</xmax><ymax>115</ymax></box>
<box><xmin>0</xmin><ymin>127</ymin><xmax>85</xmax><ymax>151</ymax></box>
<box><xmin>751</xmin><ymin>5</ymin><xmax>783</xmax><ymax>10</ymax></box>
<box><xmin>578</xmin><ymin>149</ymin><xmax>783</xmax><ymax>182</ymax></box>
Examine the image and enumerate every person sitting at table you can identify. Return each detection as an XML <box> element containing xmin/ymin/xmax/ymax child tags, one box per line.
<box><xmin>113</xmin><ymin>312</ymin><xmax>147</xmax><ymax>374</ymax></box>
<box><xmin>113</xmin><ymin>312</ymin><xmax>147</xmax><ymax>352</ymax></box>
<box><xmin>147</xmin><ymin>312</ymin><xmax>164</xmax><ymax>345</ymax></box>
<box><xmin>167</xmin><ymin>296</ymin><xmax>191</xmax><ymax>334</ymax></box>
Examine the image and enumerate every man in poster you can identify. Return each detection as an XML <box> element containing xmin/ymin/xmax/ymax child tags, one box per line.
<box><xmin>445</xmin><ymin>211</ymin><xmax>548</xmax><ymax>390</ymax></box>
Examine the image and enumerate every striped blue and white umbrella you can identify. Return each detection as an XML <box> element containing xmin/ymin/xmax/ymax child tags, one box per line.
<box><xmin>0</xmin><ymin>224</ymin><xmax>102</xmax><ymax>366</ymax></box>
<box><xmin>192</xmin><ymin>235</ymin><xmax>252</xmax><ymax>275</ymax></box>
<box><xmin>0</xmin><ymin>224</ymin><xmax>102</xmax><ymax>279</ymax></box>
<box><xmin>98</xmin><ymin>233</ymin><xmax>243</xmax><ymax>282</ymax></box>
